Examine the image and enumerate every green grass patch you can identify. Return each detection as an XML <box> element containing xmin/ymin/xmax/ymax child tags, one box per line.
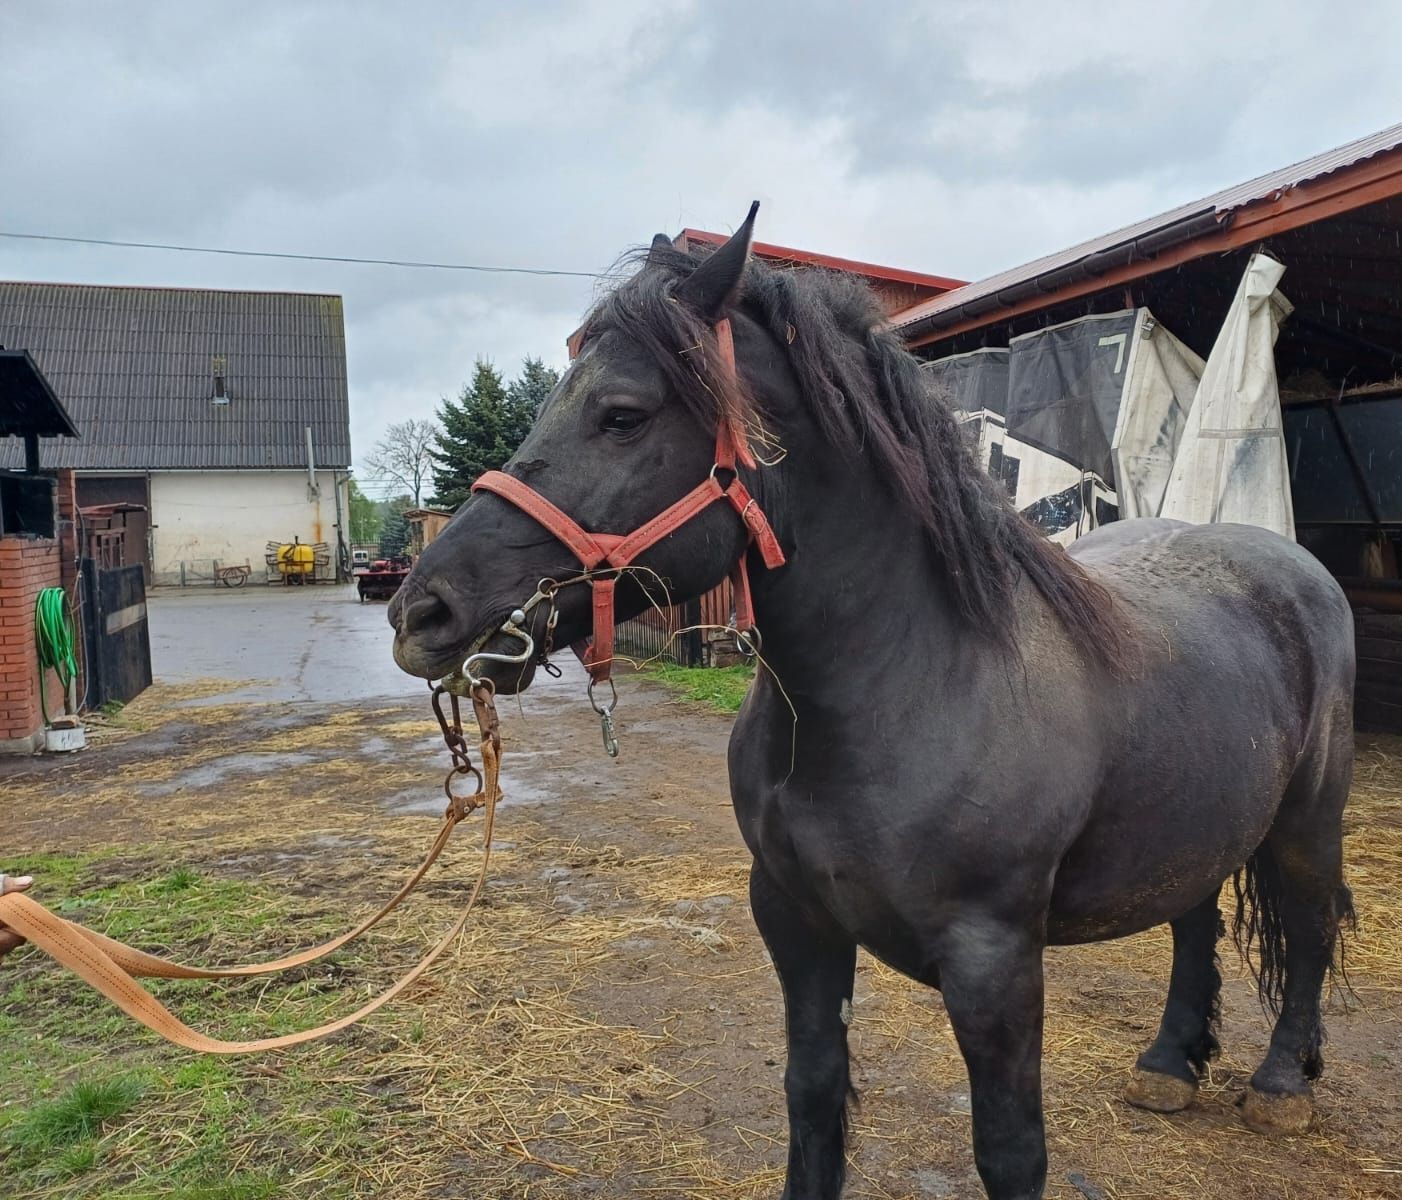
<box><xmin>151</xmin><ymin>866</ymin><xmax>201</xmax><ymax>894</ymax></box>
<box><xmin>0</xmin><ymin>850</ymin><xmax>378</xmax><ymax>1198</ymax></box>
<box><xmin>7</xmin><ymin>1074</ymin><xmax>146</xmax><ymax>1153</ymax></box>
<box><xmin>643</xmin><ymin>663</ymin><xmax>754</xmax><ymax>713</ymax></box>
<box><xmin>106</xmin><ymin>1173</ymin><xmax>282</xmax><ymax>1200</ymax></box>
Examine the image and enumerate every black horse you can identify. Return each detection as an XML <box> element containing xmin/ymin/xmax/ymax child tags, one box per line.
<box><xmin>389</xmin><ymin>209</ymin><xmax>1356</xmax><ymax>1200</ymax></box>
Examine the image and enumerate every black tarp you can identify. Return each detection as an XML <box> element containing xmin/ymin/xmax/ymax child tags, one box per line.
<box><xmin>1005</xmin><ymin>312</ymin><xmax>1137</xmax><ymax>485</ymax></box>
<box><xmin>924</xmin><ymin>348</ymin><xmax>1010</xmax><ymax>417</ymax></box>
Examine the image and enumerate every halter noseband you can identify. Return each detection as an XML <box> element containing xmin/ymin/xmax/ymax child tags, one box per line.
<box><xmin>469</xmin><ymin>318</ymin><xmax>785</xmax><ymax>687</ymax></box>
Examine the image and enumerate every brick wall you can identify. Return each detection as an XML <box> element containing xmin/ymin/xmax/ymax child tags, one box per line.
<box><xmin>0</xmin><ymin>536</ymin><xmax>65</xmax><ymax>751</ymax></box>
<box><xmin>1</xmin><ymin>471</ymin><xmax>85</xmax><ymax>752</ymax></box>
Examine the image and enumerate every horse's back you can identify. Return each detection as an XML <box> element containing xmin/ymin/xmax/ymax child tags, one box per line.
<box><xmin>1072</xmin><ymin>517</ymin><xmax>1353</xmax><ymax>678</ymax></box>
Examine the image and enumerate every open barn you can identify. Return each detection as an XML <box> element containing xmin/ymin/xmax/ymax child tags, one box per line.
<box><xmin>898</xmin><ymin>121</ymin><xmax>1402</xmax><ymax>734</ymax></box>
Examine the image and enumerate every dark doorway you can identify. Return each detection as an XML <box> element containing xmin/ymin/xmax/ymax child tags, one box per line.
<box><xmin>76</xmin><ymin>475</ymin><xmax>151</xmax><ymax>580</ymax></box>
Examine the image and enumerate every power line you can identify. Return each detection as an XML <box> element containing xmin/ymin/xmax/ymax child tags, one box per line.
<box><xmin>0</xmin><ymin>230</ymin><xmax>604</xmax><ymax>279</ymax></box>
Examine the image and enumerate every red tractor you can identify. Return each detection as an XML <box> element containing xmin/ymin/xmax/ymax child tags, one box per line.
<box><xmin>356</xmin><ymin>554</ymin><xmax>413</xmax><ymax>602</ymax></box>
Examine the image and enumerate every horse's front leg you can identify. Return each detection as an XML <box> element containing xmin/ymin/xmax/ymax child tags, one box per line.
<box><xmin>938</xmin><ymin>916</ymin><xmax>1048</xmax><ymax>1200</ymax></box>
<box><xmin>750</xmin><ymin>862</ymin><xmax>857</xmax><ymax>1200</ymax></box>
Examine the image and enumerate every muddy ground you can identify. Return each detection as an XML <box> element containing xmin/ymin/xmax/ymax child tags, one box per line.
<box><xmin>1</xmin><ymin>594</ymin><xmax>1400</xmax><ymax>1197</ymax></box>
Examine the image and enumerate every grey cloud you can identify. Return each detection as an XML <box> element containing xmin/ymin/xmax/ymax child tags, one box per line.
<box><xmin>3</xmin><ymin>0</ymin><xmax>1400</xmax><ymax>490</ymax></box>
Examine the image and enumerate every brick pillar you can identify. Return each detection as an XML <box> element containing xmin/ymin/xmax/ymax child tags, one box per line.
<box><xmin>0</xmin><ymin>536</ymin><xmax>65</xmax><ymax>754</ymax></box>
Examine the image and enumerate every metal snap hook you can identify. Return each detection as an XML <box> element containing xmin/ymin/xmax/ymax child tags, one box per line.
<box><xmin>587</xmin><ymin>677</ymin><xmax>620</xmax><ymax>758</ymax></box>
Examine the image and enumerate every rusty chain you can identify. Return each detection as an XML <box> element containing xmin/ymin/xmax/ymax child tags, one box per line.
<box><xmin>430</xmin><ymin>679</ymin><xmax>500</xmax><ymax>820</ymax></box>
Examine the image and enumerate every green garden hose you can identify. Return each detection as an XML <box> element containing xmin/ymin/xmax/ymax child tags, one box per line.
<box><xmin>35</xmin><ymin>587</ymin><xmax>77</xmax><ymax>725</ymax></box>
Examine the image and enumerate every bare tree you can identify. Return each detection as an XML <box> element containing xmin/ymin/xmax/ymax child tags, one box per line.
<box><xmin>364</xmin><ymin>419</ymin><xmax>437</xmax><ymax>507</ymax></box>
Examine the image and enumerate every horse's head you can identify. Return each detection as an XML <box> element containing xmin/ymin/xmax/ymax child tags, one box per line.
<box><xmin>390</xmin><ymin>207</ymin><xmax>777</xmax><ymax>691</ymax></box>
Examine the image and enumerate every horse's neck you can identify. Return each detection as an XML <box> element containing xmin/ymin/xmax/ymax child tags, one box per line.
<box><xmin>748</xmin><ymin>459</ymin><xmax>963</xmax><ymax>695</ymax></box>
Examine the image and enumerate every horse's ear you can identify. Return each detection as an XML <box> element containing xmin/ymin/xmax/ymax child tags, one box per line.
<box><xmin>647</xmin><ymin>234</ymin><xmax>673</xmax><ymax>264</ymax></box>
<box><xmin>675</xmin><ymin>201</ymin><xmax>759</xmax><ymax>320</ymax></box>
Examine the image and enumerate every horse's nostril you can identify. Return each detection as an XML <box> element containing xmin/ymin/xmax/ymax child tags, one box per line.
<box><xmin>400</xmin><ymin>592</ymin><xmax>451</xmax><ymax>637</ymax></box>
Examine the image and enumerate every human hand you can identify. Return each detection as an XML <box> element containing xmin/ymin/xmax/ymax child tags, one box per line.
<box><xmin>0</xmin><ymin>873</ymin><xmax>34</xmax><ymax>958</ymax></box>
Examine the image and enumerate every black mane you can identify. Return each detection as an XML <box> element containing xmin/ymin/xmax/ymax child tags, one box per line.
<box><xmin>585</xmin><ymin>245</ymin><xmax>1135</xmax><ymax>673</ymax></box>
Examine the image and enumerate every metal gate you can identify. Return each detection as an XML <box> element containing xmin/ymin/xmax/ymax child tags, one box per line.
<box><xmin>614</xmin><ymin>597</ymin><xmax>705</xmax><ymax>668</ymax></box>
<box><xmin>613</xmin><ymin>577</ymin><xmax>742</xmax><ymax>669</ymax></box>
<box><xmin>81</xmin><ymin>561</ymin><xmax>152</xmax><ymax>707</ymax></box>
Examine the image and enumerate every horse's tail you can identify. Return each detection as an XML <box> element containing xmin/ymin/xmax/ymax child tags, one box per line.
<box><xmin>1231</xmin><ymin>845</ymin><xmax>1289</xmax><ymax>1017</ymax></box>
<box><xmin>1231</xmin><ymin>841</ymin><xmax>1357</xmax><ymax>1038</ymax></box>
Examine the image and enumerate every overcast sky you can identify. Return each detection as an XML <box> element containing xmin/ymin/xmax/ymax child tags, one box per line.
<box><xmin>3</xmin><ymin>1</ymin><xmax>1398</xmax><ymax>494</ymax></box>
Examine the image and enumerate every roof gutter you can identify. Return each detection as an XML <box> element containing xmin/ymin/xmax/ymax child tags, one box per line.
<box><xmin>902</xmin><ymin>208</ymin><xmax>1230</xmax><ymax>339</ymax></box>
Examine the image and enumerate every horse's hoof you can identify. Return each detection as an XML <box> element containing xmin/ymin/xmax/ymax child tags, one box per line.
<box><xmin>1124</xmin><ymin>1068</ymin><xmax>1197</xmax><ymax>1113</ymax></box>
<box><xmin>1241</xmin><ymin>1086</ymin><xmax>1314</xmax><ymax>1135</ymax></box>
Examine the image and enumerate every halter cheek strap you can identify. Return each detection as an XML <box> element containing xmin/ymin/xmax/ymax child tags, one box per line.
<box><xmin>470</xmin><ymin>318</ymin><xmax>784</xmax><ymax>683</ymax></box>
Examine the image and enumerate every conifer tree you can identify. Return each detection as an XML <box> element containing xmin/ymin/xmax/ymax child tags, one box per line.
<box><xmin>429</xmin><ymin>358</ymin><xmax>560</xmax><ymax>509</ymax></box>
<box><xmin>377</xmin><ymin>501</ymin><xmax>412</xmax><ymax>557</ymax></box>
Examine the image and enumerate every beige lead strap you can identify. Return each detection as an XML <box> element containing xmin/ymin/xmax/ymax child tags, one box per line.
<box><xmin>0</xmin><ymin>733</ymin><xmax>500</xmax><ymax>1054</ymax></box>
<box><xmin>45</xmin><ymin>814</ymin><xmax>463</xmax><ymax>981</ymax></box>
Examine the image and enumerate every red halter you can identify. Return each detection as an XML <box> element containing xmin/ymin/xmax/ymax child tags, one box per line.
<box><xmin>470</xmin><ymin>319</ymin><xmax>785</xmax><ymax>684</ymax></box>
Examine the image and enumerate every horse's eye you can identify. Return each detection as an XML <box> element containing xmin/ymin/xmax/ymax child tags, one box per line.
<box><xmin>602</xmin><ymin>408</ymin><xmax>647</xmax><ymax>436</ymax></box>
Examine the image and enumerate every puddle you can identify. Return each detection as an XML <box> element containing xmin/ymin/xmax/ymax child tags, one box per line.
<box><xmin>382</xmin><ymin>787</ymin><xmax>451</xmax><ymax>816</ymax></box>
<box><xmin>381</xmin><ymin>767</ymin><xmax>555</xmax><ymax>816</ymax></box>
<box><xmin>136</xmin><ymin>750</ymin><xmax>323</xmax><ymax>796</ymax></box>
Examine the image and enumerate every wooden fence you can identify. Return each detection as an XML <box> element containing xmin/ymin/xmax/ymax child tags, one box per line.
<box><xmin>613</xmin><ymin>579</ymin><xmax>735</xmax><ymax>669</ymax></box>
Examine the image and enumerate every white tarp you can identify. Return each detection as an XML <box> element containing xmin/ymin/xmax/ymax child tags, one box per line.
<box><xmin>1110</xmin><ymin>311</ymin><xmax>1205</xmax><ymax>519</ymax></box>
<box><xmin>927</xmin><ymin>257</ymin><xmax>1295</xmax><ymax>543</ymax></box>
<box><xmin>1158</xmin><ymin>253</ymin><xmax>1296</xmax><ymax>538</ymax></box>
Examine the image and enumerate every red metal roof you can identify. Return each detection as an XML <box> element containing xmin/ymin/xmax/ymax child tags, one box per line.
<box><xmin>677</xmin><ymin>229</ymin><xmax>965</xmax><ymax>293</ymax></box>
<box><xmin>897</xmin><ymin>120</ymin><xmax>1402</xmax><ymax>344</ymax></box>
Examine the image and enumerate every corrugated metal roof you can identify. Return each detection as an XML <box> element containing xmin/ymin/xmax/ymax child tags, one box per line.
<box><xmin>897</xmin><ymin>121</ymin><xmax>1402</xmax><ymax>336</ymax></box>
<box><xmin>0</xmin><ymin>282</ymin><xmax>351</xmax><ymax>470</ymax></box>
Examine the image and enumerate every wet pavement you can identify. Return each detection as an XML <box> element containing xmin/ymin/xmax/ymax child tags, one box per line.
<box><xmin>147</xmin><ymin>583</ymin><xmax>590</xmax><ymax>705</ymax></box>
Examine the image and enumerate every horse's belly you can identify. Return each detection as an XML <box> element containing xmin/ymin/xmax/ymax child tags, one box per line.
<box><xmin>1047</xmin><ymin>892</ymin><xmax>1212</xmax><ymax>944</ymax></box>
<box><xmin>1046</xmin><ymin>779</ymin><xmax>1285</xmax><ymax>943</ymax></box>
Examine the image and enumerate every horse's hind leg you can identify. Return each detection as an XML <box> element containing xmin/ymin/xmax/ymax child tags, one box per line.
<box><xmin>1241</xmin><ymin>726</ymin><xmax>1355</xmax><ymax>1136</ymax></box>
<box><xmin>1125</xmin><ymin>890</ymin><xmax>1222</xmax><ymax>1113</ymax></box>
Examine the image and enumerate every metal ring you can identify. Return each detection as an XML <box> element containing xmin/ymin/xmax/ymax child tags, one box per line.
<box><xmin>444</xmin><ymin>762</ymin><xmax>483</xmax><ymax>806</ymax></box>
<box><xmin>587</xmin><ymin>676</ymin><xmax>619</xmax><ymax>715</ymax></box>
<box><xmin>735</xmin><ymin>626</ymin><xmax>762</xmax><ymax>656</ymax></box>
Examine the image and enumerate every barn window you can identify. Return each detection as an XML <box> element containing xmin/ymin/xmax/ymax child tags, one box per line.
<box><xmin>211</xmin><ymin>354</ymin><xmax>230</xmax><ymax>405</ymax></box>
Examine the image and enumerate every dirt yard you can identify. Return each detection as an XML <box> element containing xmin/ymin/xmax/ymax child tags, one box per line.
<box><xmin>2</xmin><ymin>594</ymin><xmax>1400</xmax><ymax>1198</ymax></box>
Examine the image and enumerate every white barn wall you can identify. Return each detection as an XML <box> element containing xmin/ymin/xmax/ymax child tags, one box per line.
<box><xmin>148</xmin><ymin>470</ymin><xmax>347</xmax><ymax>585</ymax></box>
